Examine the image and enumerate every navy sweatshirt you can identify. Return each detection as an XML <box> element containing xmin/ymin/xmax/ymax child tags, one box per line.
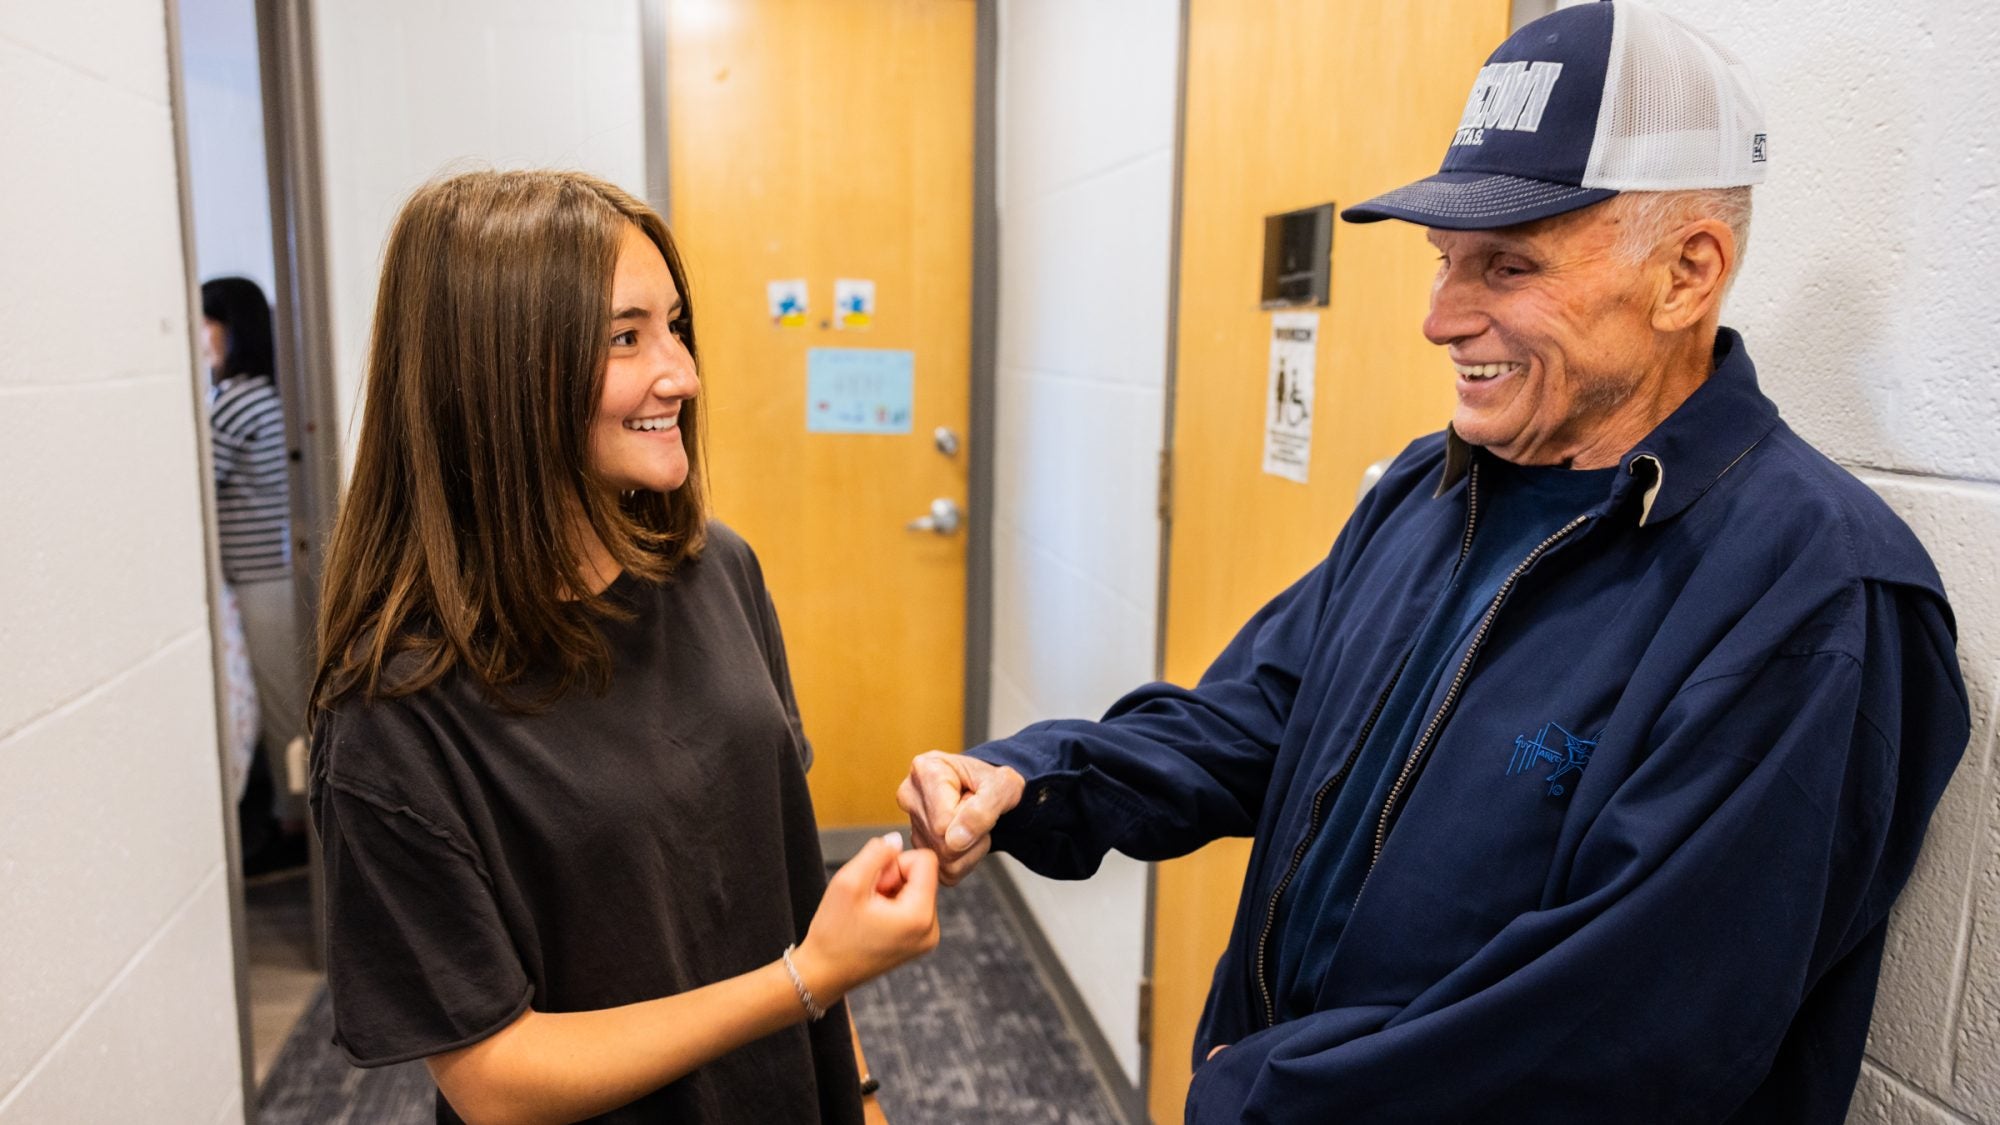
<box><xmin>972</xmin><ymin>330</ymin><xmax>1969</xmax><ymax>1123</ymax></box>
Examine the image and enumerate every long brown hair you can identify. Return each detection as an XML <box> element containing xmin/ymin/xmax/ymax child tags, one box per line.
<box><xmin>312</xmin><ymin>170</ymin><xmax>707</xmax><ymax>714</ymax></box>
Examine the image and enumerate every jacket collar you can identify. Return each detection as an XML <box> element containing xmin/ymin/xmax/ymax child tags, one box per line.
<box><xmin>1433</xmin><ymin>328</ymin><xmax>1781</xmax><ymax>527</ymax></box>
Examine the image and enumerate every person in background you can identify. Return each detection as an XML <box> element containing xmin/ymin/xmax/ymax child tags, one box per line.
<box><xmin>216</xmin><ymin>580</ymin><xmax>260</xmax><ymax>809</ymax></box>
<box><xmin>899</xmin><ymin>4</ymin><xmax>1969</xmax><ymax>1121</ymax></box>
<box><xmin>309</xmin><ymin>169</ymin><xmax>937</xmax><ymax>1124</ymax></box>
<box><xmin>201</xmin><ymin>275</ymin><xmax>307</xmax><ymax>874</ymax></box>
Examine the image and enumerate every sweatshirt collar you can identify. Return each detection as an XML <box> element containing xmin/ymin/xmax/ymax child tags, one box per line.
<box><xmin>1434</xmin><ymin>328</ymin><xmax>1780</xmax><ymax>527</ymax></box>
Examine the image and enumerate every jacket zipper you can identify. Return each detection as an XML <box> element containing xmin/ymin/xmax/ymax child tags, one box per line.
<box><xmin>1252</xmin><ymin>650</ymin><xmax>1409</xmax><ymax>1027</ymax></box>
<box><xmin>1251</xmin><ymin>462</ymin><xmax>1487</xmax><ymax>1029</ymax></box>
<box><xmin>1358</xmin><ymin>510</ymin><xmax>1594</xmax><ymax>894</ymax></box>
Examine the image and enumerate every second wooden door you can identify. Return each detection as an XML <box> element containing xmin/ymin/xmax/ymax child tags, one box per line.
<box><xmin>665</xmin><ymin>0</ymin><xmax>977</xmax><ymax>828</ymax></box>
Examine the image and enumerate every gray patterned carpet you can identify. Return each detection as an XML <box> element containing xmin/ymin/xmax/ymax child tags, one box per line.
<box><xmin>257</xmin><ymin>867</ymin><xmax>1129</xmax><ymax>1124</ymax></box>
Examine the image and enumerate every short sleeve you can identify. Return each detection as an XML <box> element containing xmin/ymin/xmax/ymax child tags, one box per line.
<box><xmin>316</xmin><ymin>780</ymin><xmax>533</xmax><ymax>1066</ymax></box>
<box><xmin>752</xmin><ymin>581</ymin><xmax>813</xmax><ymax>772</ymax></box>
<box><xmin>715</xmin><ymin>525</ymin><xmax>814</xmax><ymax>772</ymax></box>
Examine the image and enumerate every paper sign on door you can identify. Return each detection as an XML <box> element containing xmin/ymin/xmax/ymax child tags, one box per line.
<box><xmin>807</xmin><ymin>348</ymin><xmax>914</xmax><ymax>434</ymax></box>
<box><xmin>1262</xmin><ymin>312</ymin><xmax>1317</xmax><ymax>483</ymax></box>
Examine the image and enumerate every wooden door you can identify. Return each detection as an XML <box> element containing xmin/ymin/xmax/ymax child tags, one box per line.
<box><xmin>665</xmin><ymin>0</ymin><xmax>976</xmax><ymax>828</ymax></box>
<box><xmin>1148</xmin><ymin>1</ymin><xmax>1509</xmax><ymax>1119</ymax></box>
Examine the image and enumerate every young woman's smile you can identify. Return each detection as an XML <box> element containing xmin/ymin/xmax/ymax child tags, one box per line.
<box><xmin>592</xmin><ymin>222</ymin><xmax>699</xmax><ymax>493</ymax></box>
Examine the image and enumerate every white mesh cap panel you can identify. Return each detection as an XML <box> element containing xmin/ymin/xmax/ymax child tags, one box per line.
<box><xmin>1583</xmin><ymin>3</ymin><xmax>1768</xmax><ymax>190</ymax></box>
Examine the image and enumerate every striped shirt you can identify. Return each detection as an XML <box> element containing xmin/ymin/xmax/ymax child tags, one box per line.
<box><xmin>210</xmin><ymin>374</ymin><xmax>292</xmax><ymax>583</ymax></box>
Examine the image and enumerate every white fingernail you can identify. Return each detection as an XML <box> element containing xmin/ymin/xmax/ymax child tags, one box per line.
<box><xmin>883</xmin><ymin>831</ymin><xmax>904</xmax><ymax>851</ymax></box>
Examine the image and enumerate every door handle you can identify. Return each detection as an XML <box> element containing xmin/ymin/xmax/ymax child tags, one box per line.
<box><xmin>905</xmin><ymin>497</ymin><xmax>963</xmax><ymax>535</ymax></box>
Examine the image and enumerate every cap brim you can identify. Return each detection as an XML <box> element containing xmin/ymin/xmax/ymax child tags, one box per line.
<box><xmin>1340</xmin><ymin>172</ymin><xmax>1617</xmax><ymax>230</ymax></box>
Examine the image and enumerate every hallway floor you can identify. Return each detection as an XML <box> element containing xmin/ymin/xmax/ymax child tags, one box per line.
<box><xmin>251</xmin><ymin>866</ymin><xmax>1131</xmax><ymax>1124</ymax></box>
<box><xmin>244</xmin><ymin>870</ymin><xmax>321</xmax><ymax>1085</ymax></box>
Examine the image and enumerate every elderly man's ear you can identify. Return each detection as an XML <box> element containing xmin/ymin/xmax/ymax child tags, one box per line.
<box><xmin>1651</xmin><ymin>220</ymin><xmax>1736</xmax><ymax>333</ymax></box>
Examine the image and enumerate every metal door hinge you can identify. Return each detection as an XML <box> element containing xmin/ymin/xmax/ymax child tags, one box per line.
<box><xmin>1137</xmin><ymin>975</ymin><xmax>1155</xmax><ymax>1045</ymax></box>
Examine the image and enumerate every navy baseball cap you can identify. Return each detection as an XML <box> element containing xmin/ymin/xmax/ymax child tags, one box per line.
<box><xmin>1343</xmin><ymin>1</ymin><xmax>1768</xmax><ymax>230</ymax></box>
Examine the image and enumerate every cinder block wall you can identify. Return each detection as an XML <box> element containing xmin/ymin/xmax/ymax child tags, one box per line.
<box><xmin>1623</xmin><ymin>2</ymin><xmax>2000</xmax><ymax>1120</ymax></box>
<box><xmin>988</xmin><ymin>0</ymin><xmax>1182</xmax><ymax>1087</ymax></box>
<box><xmin>0</xmin><ymin>2</ymin><xmax>245</xmax><ymax>1122</ymax></box>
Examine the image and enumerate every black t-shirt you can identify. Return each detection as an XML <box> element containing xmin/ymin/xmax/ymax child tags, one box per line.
<box><xmin>310</xmin><ymin>524</ymin><xmax>864</xmax><ymax>1124</ymax></box>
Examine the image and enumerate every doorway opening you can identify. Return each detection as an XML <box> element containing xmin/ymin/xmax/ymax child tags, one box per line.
<box><xmin>169</xmin><ymin>0</ymin><xmax>341</xmax><ymax>1109</ymax></box>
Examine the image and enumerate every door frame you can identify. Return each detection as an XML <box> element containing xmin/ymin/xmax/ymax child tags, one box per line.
<box><xmin>255</xmin><ymin>0</ymin><xmax>344</xmax><ymax>600</ymax></box>
<box><xmin>166</xmin><ymin>0</ymin><xmax>342</xmax><ymax>1109</ymax></box>
<box><xmin>1139</xmin><ymin>0</ymin><xmax>1195</xmax><ymax>1112</ymax></box>
<box><xmin>160</xmin><ymin>2</ymin><xmax>256</xmax><ymax>1110</ymax></box>
<box><xmin>254</xmin><ymin>0</ymin><xmax>343</xmax><ymax>1019</ymax></box>
<box><xmin>961</xmin><ymin>0</ymin><xmax>999</xmax><ymax>754</ymax></box>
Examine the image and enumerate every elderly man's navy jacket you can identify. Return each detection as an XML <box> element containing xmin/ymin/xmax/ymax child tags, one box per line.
<box><xmin>972</xmin><ymin>330</ymin><xmax>1969</xmax><ymax>1123</ymax></box>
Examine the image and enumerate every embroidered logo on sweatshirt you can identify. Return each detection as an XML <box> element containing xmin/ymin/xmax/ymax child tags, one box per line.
<box><xmin>1508</xmin><ymin>722</ymin><xmax>1596</xmax><ymax>797</ymax></box>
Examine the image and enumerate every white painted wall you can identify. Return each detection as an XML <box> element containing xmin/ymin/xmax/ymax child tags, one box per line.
<box><xmin>311</xmin><ymin>0</ymin><xmax>647</xmax><ymax>469</ymax></box>
<box><xmin>1561</xmin><ymin>2</ymin><xmax>2000</xmax><ymax>1120</ymax></box>
<box><xmin>0</xmin><ymin>3</ymin><xmax>246</xmax><ymax>1122</ymax></box>
<box><xmin>177</xmin><ymin>0</ymin><xmax>276</xmax><ymax>298</ymax></box>
<box><xmin>989</xmin><ymin>0</ymin><xmax>1181</xmax><ymax>1088</ymax></box>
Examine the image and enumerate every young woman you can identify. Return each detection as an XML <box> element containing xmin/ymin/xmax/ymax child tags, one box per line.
<box><xmin>310</xmin><ymin>170</ymin><xmax>938</xmax><ymax>1125</ymax></box>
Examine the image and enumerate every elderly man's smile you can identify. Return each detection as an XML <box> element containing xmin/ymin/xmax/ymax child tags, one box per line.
<box><xmin>1453</xmin><ymin>360</ymin><xmax>1527</xmax><ymax>412</ymax></box>
<box><xmin>1453</xmin><ymin>360</ymin><xmax>1523</xmax><ymax>383</ymax></box>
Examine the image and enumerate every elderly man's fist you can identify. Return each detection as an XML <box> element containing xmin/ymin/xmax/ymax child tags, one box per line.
<box><xmin>896</xmin><ymin>751</ymin><xmax>1025</xmax><ymax>886</ymax></box>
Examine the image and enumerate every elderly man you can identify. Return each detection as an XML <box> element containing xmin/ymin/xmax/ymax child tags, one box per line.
<box><xmin>900</xmin><ymin>3</ymin><xmax>1969</xmax><ymax>1121</ymax></box>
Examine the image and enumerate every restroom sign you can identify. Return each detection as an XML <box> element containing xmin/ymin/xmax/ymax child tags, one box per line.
<box><xmin>1262</xmin><ymin>312</ymin><xmax>1317</xmax><ymax>483</ymax></box>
